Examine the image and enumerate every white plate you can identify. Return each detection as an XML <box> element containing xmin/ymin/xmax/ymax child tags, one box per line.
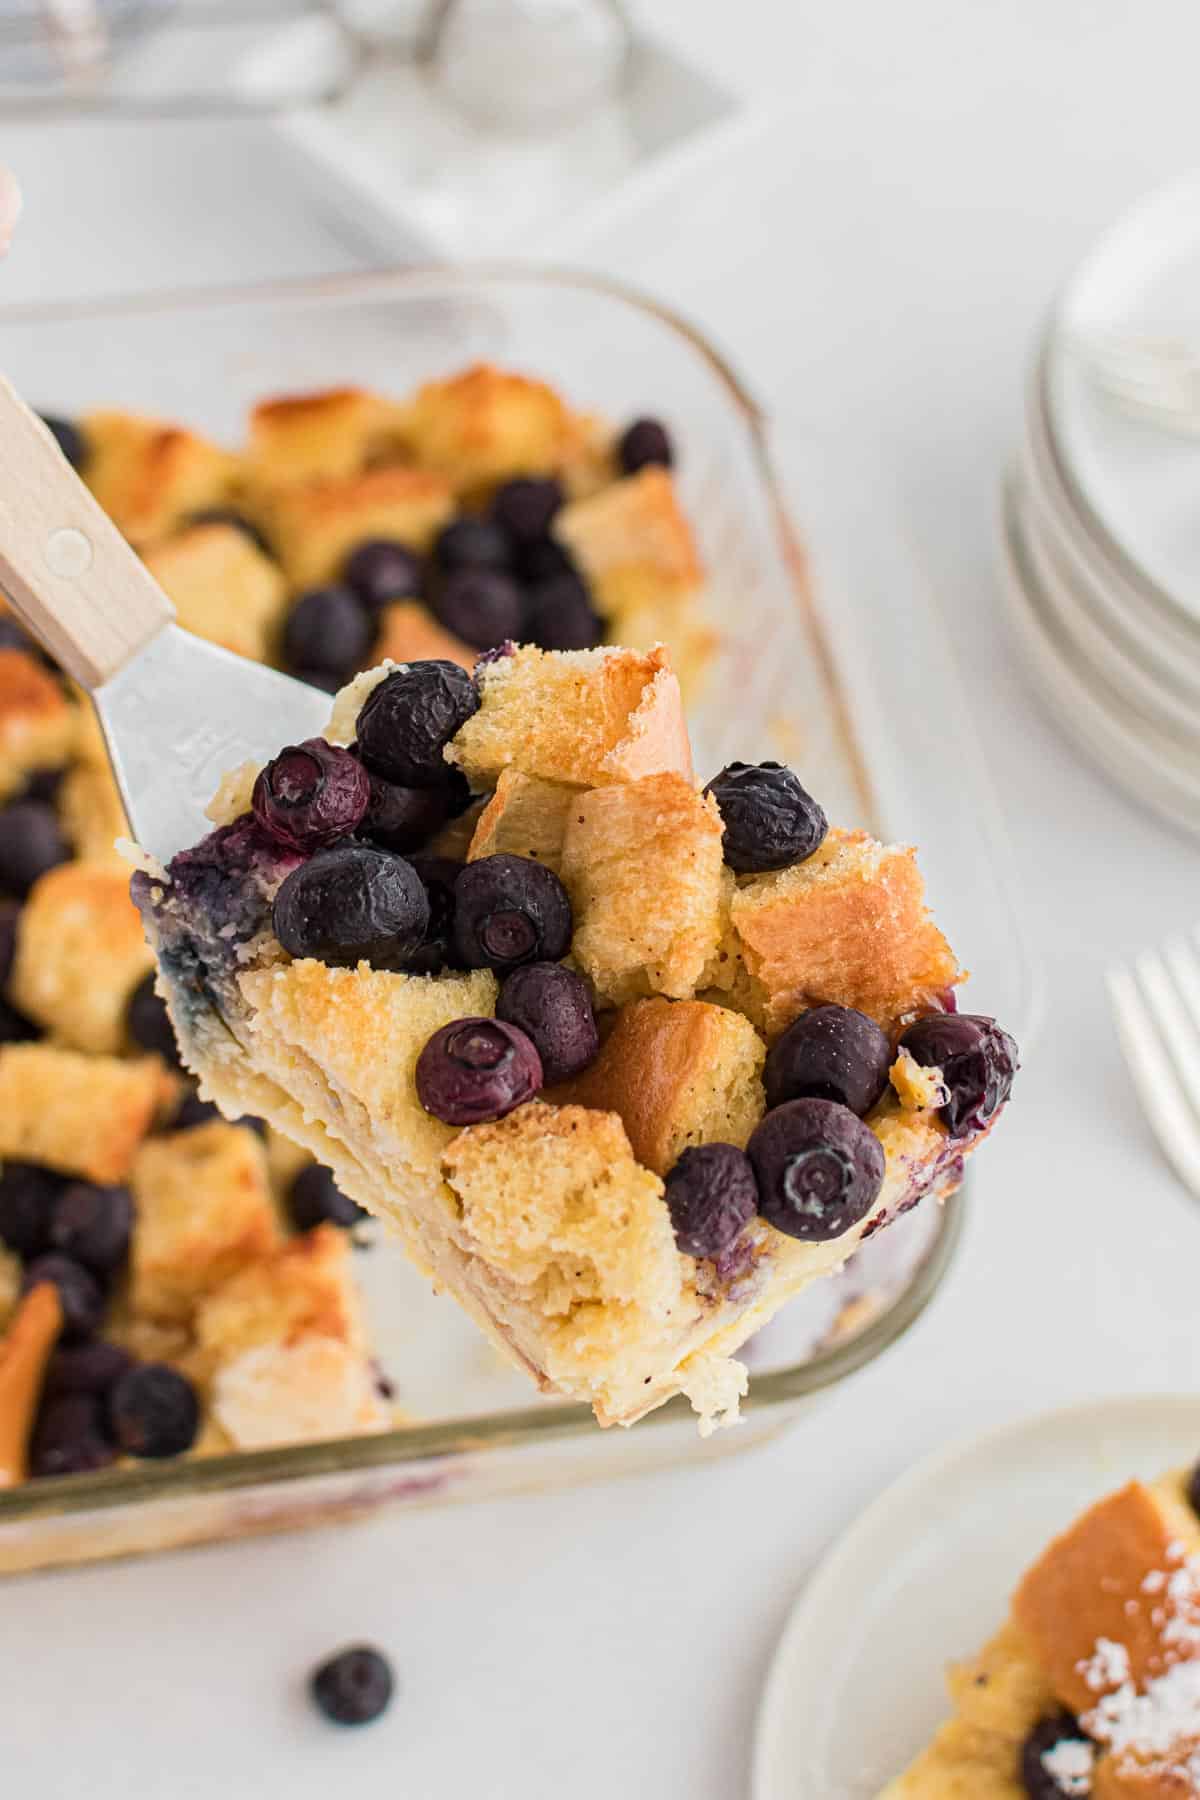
<box><xmin>754</xmin><ymin>1394</ymin><xmax>1200</xmax><ymax>1800</ymax></box>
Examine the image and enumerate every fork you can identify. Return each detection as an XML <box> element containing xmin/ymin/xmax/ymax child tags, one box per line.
<box><xmin>1070</xmin><ymin>327</ymin><xmax>1200</xmax><ymax>438</ymax></box>
<box><xmin>1107</xmin><ymin>929</ymin><xmax>1200</xmax><ymax>1197</ymax></box>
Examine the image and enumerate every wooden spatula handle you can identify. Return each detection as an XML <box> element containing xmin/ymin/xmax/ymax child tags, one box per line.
<box><xmin>0</xmin><ymin>374</ymin><xmax>174</xmax><ymax>689</ymax></box>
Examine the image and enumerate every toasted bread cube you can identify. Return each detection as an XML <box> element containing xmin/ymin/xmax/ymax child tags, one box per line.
<box><xmin>195</xmin><ymin>1222</ymin><xmax>364</xmax><ymax>1363</ymax></box>
<box><xmin>400</xmin><ymin>363</ymin><xmax>583</xmax><ymax>494</ymax></box>
<box><xmin>729</xmin><ymin>829</ymin><xmax>962</xmax><ymax>1037</ymax></box>
<box><xmin>555</xmin><ymin>469</ymin><xmax>702</xmax><ymax>619</ymax></box>
<box><xmin>11</xmin><ymin>862</ymin><xmax>153</xmax><ymax>1054</ymax></box>
<box><xmin>82</xmin><ymin>409</ymin><xmax>238</xmax><ymax>545</ymax></box>
<box><xmin>247</xmin><ymin>386</ymin><xmax>403</xmax><ymax>486</ymax></box>
<box><xmin>56</xmin><ymin>760</ymin><xmax>127</xmax><ymax>862</ymax></box>
<box><xmin>0</xmin><ymin>649</ymin><xmax>77</xmax><ymax>801</ymax></box>
<box><xmin>446</xmin><ymin>644</ymin><xmax>692</xmax><ymax>790</ymax></box>
<box><xmin>879</xmin><ymin>1717</ymin><xmax>1039</xmax><ymax>1798</ymax></box>
<box><xmin>550</xmin><ymin>997</ymin><xmax>765</xmax><ymax>1176</ymax></box>
<box><xmin>467</xmin><ymin>769</ymin><xmax>575</xmax><ymax>871</ymax></box>
<box><xmin>208</xmin><ymin>1336</ymin><xmax>388</xmax><ymax>1450</ymax></box>
<box><xmin>0</xmin><ymin>1045</ymin><xmax>162</xmax><ymax>1182</ymax></box>
<box><xmin>945</xmin><ymin>1620</ymin><xmax>1058</xmax><ymax>1739</ymax></box>
<box><xmin>142</xmin><ymin>523</ymin><xmax>288</xmax><ymax>663</ymax></box>
<box><xmin>258</xmin><ymin>467</ymin><xmax>454</xmax><ymax>588</ymax></box>
<box><xmin>371</xmin><ymin>600</ymin><xmax>475</xmax><ymax>672</ymax></box>
<box><xmin>561</xmin><ymin>774</ymin><xmax>724</xmax><ymax>1006</ymax></box>
<box><xmin>130</xmin><ymin>1121</ymin><xmax>282</xmax><ymax>1325</ymax></box>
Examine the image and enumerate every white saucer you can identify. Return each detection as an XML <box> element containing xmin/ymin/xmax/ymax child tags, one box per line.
<box><xmin>753</xmin><ymin>1394</ymin><xmax>1200</xmax><ymax>1800</ymax></box>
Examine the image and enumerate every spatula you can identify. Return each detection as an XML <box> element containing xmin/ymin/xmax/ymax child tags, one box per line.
<box><xmin>0</xmin><ymin>376</ymin><xmax>328</xmax><ymax>864</ymax></box>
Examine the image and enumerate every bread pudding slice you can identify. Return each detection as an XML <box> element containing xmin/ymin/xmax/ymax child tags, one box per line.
<box><xmin>133</xmin><ymin>644</ymin><xmax>1016</xmax><ymax>1431</ymax></box>
<box><xmin>881</xmin><ymin>1464</ymin><xmax>1200</xmax><ymax>1797</ymax></box>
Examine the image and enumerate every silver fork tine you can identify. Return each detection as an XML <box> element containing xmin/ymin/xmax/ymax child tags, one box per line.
<box><xmin>1107</xmin><ymin>959</ymin><xmax>1200</xmax><ymax>1199</ymax></box>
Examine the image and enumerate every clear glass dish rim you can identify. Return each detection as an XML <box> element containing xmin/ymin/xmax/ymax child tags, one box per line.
<box><xmin>0</xmin><ymin>261</ymin><xmax>962</xmax><ymax>1526</ymax></box>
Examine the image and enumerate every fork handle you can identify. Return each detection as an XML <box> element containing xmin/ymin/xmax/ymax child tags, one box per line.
<box><xmin>0</xmin><ymin>374</ymin><xmax>174</xmax><ymax>689</ymax></box>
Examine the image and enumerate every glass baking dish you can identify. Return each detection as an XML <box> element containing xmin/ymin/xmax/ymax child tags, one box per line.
<box><xmin>0</xmin><ymin>267</ymin><xmax>1033</xmax><ymax>1574</ymax></box>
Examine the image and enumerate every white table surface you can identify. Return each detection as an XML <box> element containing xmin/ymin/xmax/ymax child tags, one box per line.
<box><xmin>3</xmin><ymin>5</ymin><xmax>1200</xmax><ymax>1795</ymax></box>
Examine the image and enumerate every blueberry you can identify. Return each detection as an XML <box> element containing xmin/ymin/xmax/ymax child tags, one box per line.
<box><xmin>171</xmin><ymin>1088</ymin><xmax>221</xmax><ymax>1131</ymax></box>
<box><xmin>0</xmin><ymin>1161</ymin><xmax>64</xmax><ymax>1257</ymax></box>
<box><xmin>127</xmin><ymin>972</ymin><xmax>181</xmax><ymax>1066</ymax></box>
<box><xmin>157</xmin><ymin>814</ymin><xmax>304</xmax><ymax>956</ymax></box>
<box><xmin>764</xmin><ymin>1006</ymin><xmax>892</xmax><ymax>1117</ymax></box>
<box><xmin>361</xmin><ymin>768</ymin><xmax>470</xmax><ymax>856</ymax></box>
<box><xmin>0</xmin><ymin>616</ymin><xmax>38</xmax><ymax>658</ymax></box>
<box><xmin>48</xmin><ymin>1183</ymin><xmax>133</xmax><ymax>1275</ymax></box>
<box><xmin>109</xmin><ymin>1363</ymin><xmax>200</xmax><ymax>1458</ymax></box>
<box><xmin>273</xmin><ymin>844</ymin><xmax>429</xmax><ymax>969</ymax></box>
<box><xmin>433</xmin><ymin>568</ymin><xmax>524</xmax><ymax>651</ymax></box>
<box><xmin>41</xmin><ymin>414</ymin><xmax>88</xmax><ymax>471</ymax></box>
<box><xmin>0</xmin><ymin>996</ymin><xmax>37</xmax><ymax>1043</ymax></box>
<box><xmin>355</xmin><ymin>663</ymin><xmax>479</xmax><ymax>788</ymax></box>
<box><xmin>186</xmin><ymin>507</ymin><xmax>272</xmax><ymax>557</ymax></box>
<box><xmin>402</xmin><ymin>854</ymin><xmax>464</xmax><ymax>975</ymax></box>
<box><xmin>282</xmin><ymin>587</ymin><xmax>372</xmax><ymax>683</ymax></box>
<box><xmin>1019</xmin><ymin>1712</ymin><xmax>1092</xmax><ymax>1800</ymax></box>
<box><xmin>252</xmin><ymin>739</ymin><xmax>370</xmax><ymax>853</ymax></box>
<box><xmin>617</xmin><ymin>417</ymin><xmax>673</xmax><ymax>474</ymax></box>
<box><xmin>516</xmin><ymin>537</ymin><xmax>579</xmax><ymax>584</ymax></box>
<box><xmin>748</xmin><ymin>1098</ymin><xmax>884</xmax><ymax>1242</ymax></box>
<box><xmin>433</xmin><ymin>516</ymin><xmax>511</xmax><ymax>573</ymax></box>
<box><xmin>663</xmin><ymin>1144</ymin><xmax>758</xmax><ymax>1260</ymax></box>
<box><xmin>491</xmin><ymin>478</ymin><xmax>563</xmax><ymax>544</ymax></box>
<box><xmin>287</xmin><ymin>1164</ymin><xmax>367</xmax><ymax>1232</ymax></box>
<box><xmin>416</xmin><ymin>1017</ymin><xmax>542</xmax><ymax>1125</ymax></box>
<box><xmin>898</xmin><ymin>1013</ymin><xmax>1018</xmax><ymax>1138</ymax></box>
<box><xmin>43</xmin><ymin>1340</ymin><xmax>135</xmax><ymax>1401</ymax></box>
<box><xmin>453</xmin><ymin>854</ymin><xmax>572</xmax><ymax>973</ymax></box>
<box><xmin>496</xmin><ymin>962</ymin><xmax>598</xmax><ymax>1084</ymax></box>
<box><xmin>0</xmin><ymin>800</ymin><xmax>70</xmax><ymax>897</ymax></box>
<box><xmin>29</xmin><ymin>1393</ymin><xmax>115</xmax><ymax>1478</ymax></box>
<box><xmin>23</xmin><ymin>767</ymin><xmax>64</xmax><ymax>806</ymax></box>
<box><xmin>704</xmin><ymin>762</ymin><xmax>828</xmax><ymax>874</ymax></box>
<box><xmin>524</xmin><ymin>573</ymin><xmax>604</xmax><ymax>651</ymax></box>
<box><xmin>22</xmin><ymin>1254</ymin><xmax>106</xmax><ymax>1340</ymax></box>
<box><xmin>343</xmin><ymin>539</ymin><xmax>424</xmax><ymax>611</ymax></box>
<box><xmin>310</xmin><ymin>1645</ymin><xmax>395</xmax><ymax>1727</ymax></box>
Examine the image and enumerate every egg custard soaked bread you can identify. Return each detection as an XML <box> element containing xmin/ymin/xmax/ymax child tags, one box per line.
<box><xmin>134</xmin><ymin>642</ymin><xmax>1017</xmax><ymax>1432</ymax></box>
<box><xmin>881</xmin><ymin>1462</ymin><xmax>1200</xmax><ymax>1798</ymax></box>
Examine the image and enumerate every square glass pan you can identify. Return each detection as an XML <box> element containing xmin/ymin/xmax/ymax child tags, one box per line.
<box><xmin>0</xmin><ymin>268</ymin><xmax>1032</xmax><ymax>1574</ymax></box>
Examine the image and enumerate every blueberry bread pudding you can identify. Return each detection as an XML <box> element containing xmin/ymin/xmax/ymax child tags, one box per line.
<box><xmin>44</xmin><ymin>365</ymin><xmax>713</xmax><ymax>696</ymax></box>
<box><xmin>882</xmin><ymin>1461</ymin><xmax>1200</xmax><ymax>1797</ymax></box>
<box><xmin>134</xmin><ymin>642</ymin><xmax>1016</xmax><ymax>1432</ymax></box>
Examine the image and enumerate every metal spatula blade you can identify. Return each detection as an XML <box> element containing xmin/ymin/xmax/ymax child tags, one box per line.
<box><xmin>0</xmin><ymin>375</ymin><xmax>328</xmax><ymax>864</ymax></box>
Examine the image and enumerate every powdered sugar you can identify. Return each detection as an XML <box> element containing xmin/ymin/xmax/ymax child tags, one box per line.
<box><xmin>1084</xmin><ymin>1660</ymin><xmax>1200</xmax><ymax>1780</ymax></box>
<box><xmin>1079</xmin><ymin>1636</ymin><xmax>1131</xmax><ymax>1692</ymax></box>
<box><xmin>1041</xmin><ymin>1737</ymin><xmax>1094</xmax><ymax>1796</ymax></box>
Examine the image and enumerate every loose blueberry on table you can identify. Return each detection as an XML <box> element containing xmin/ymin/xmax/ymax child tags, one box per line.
<box><xmin>310</xmin><ymin>1645</ymin><xmax>395</xmax><ymax>1726</ymax></box>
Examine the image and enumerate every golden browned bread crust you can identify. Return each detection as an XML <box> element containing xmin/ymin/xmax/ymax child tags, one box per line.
<box><xmin>143</xmin><ymin>523</ymin><xmax>288</xmax><ymax>663</ymax></box>
<box><xmin>11</xmin><ymin>861</ymin><xmax>153</xmax><ymax>1053</ymax></box>
<box><xmin>371</xmin><ymin>600</ymin><xmax>476</xmax><ymax>672</ymax></box>
<box><xmin>0</xmin><ymin>649</ymin><xmax>77</xmax><ymax>800</ymax></box>
<box><xmin>466</xmin><ymin>768</ymin><xmax>575</xmax><ymax>870</ymax></box>
<box><xmin>56</xmin><ymin>759</ymin><xmax>127</xmax><ymax>862</ymax></box>
<box><xmin>82</xmin><ymin>409</ymin><xmax>238</xmax><ymax>545</ymax></box>
<box><xmin>258</xmin><ymin>466</ymin><xmax>454</xmax><ymax>588</ymax></box>
<box><xmin>0</xmin><ymin>1045</ymin><xmax>163</xmax><ymax>1183</ymax></box>
<box><xmin>555</xmin><ymin>467</ymin><xmax>702</xmax><ymax>616</ymax></box>
<box><xmin>399</xmin><ymin>362</ymin><xmax>585</xmax><ymax>494</ymax></box>
<box><xmin>194</xmin><ymin>1221</ymin><xmax>363</xmax><ymax>1369</ymax></box>
<box><xmin>247</xmin><ymin>386</ymin><xmax>404</xmax><ymax>487</ymax></box>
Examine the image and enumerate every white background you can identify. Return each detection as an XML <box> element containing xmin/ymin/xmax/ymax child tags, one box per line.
<box><xmin>3</xmin><ymin>4</ymin><xmax>1200</xmax><ymax>1795</ymax></box>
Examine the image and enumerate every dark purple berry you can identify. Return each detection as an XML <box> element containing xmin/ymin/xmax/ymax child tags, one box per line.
<box><xmin>416</xmin><ymin>1017</ymin><xmax>542</xmax><ymax>1125</ymax></box>
<box><xmin>0</xmin><ymin>900</ymin><xmax>20</xmax><ymax>985</ymax></box>
<box><xmin>273</xmin><ymin>844</ymin><xmax>429</xmax><ymax>968</ymax></box>
<box><xmin>516</xmin><ymin>537</ymin><xmax>578</xmax><ymax>583</ymax></box>
<box><xmin>154</xmin><ymin>815</ymin><xmax>304</xmax><ymax>957</ymax></box>
<box><xmin>433</xmin><ymin>516</ymin><xmax>511</xmax><ymax>573</ymax></box>
<box><xmin>127</xmin><ymin>972</ymin><xmax>181</xmax><ymax>1066</ymax></box>
<box><xmin>475</xmin><ymin>640</ymin><xmax>516</xmax><ymax>669</ymax></box>
<box><xmin>525</xmin><ymin>573</ymin><xmax>604</xmax><ymax>651</ymax></box>
<box><xmin>496</xmin><ymin>962</ymin><xmax>598</xmax><ymax>1084</ymax></box>
<box><xmin>172</xmin><ymin>1088</ymin><xmax>220</xmax><ymax>1131</ymax></box>
<box><xmin>0</xmin><ymin>800</ymin><xmax>70</xmax><ymax>897</ymax></box>
<box><xmin>43</xmin><ymin>1340</ymin><xmax>135</xmax><ymax>1401</ymax></box>
<box><xmin>310</xmin><ymin>1645</ymin><xmax>395</xmax><ymax>1726</ymax></box>
<box><xmin>48</xmin><ymin>1183</ymin><xmax>133</xmax><ymax>1275</ymax></box>
<box><xmin>287</xmin><ymin>1164</ymin><xmax>366</xmax><ymax>1232</ymax></box>
<box><xmin>402</xmin><ymin>855</ymin><xmax>463</xmax><ymax>976</ymax></box>
<box><xmin>29</xmin><ymin>1392</ymin><xmax>115</xmax><ymax>1478</ymax></box>
<box><xmin>355</xmin><ymin>663</ymin><xmax>479</xmax><ymax>788</ymax></box>
<box><xmin>704</xmin><ymin>762</ymin><xmax>828</xmax><ymax>874</ymax></box>
<box><xmin>282</xmin><ymin>586</ymin><xmax>372</xmax><ymax>683</ymax></box>
<box><xmin>343</xmin><ymin>538</ymin><xmax>424</xmax><ymax>611</ymax></box>
<box><xmin>898</xmin><ymin>1013</ymin><xmax>1018</xmax><ymax>1138</ymax></box>
<box><xmin>22</xmin><ymin>1254</ymin><xmax>105</xmax><ymax>1340</ymax></box>
<box><xmin>433</xmin><ymin>568</ymin><xmax>524</xmax><ymax>651</ymax></box>
<box><xmin>1019</xmin><ymin>1712</ymin><xmax>1092</xmax><ymax>1799</ymax></box>
<box><xmin>252</xmin><ymin>739</ymin><xmax>370</xmax><ymax>852</ymax></box>
<box><xmin>186</xmin><ymin>507</ymin><xmax>272</xmax><ymax>556</ymax></box>
<box><xmin>23</xmin><ymin>767</ymin><xmax>64</xmax><ymax>806</ymax></box>
<box><xmin>453</xmin><ymin>854</ymin><xmax>572</xmax><ymax>973</ymax></box>
<box><xmin>491</xmin><ymin>477</ymin><xmax>563</xmax><ymax>544</ymax></box>
<box><xmin>0</xmin><ymin>996</ymin><xmax>37</xmax><ymax>1042</ymax></box>
<box><xmin>109</xmin><ymin>1362</ymin><xmax>200</xmax><ymax>1458</ymax></box>
<box><xmin>664</xmin><ymin>1144</ymin><xmax>758</xmax><ymax>1260</ymax></box>
<box><xmin>617</xmin><ymin>417</ymin><xmax>673</xmax><ymax>474</ymax></box>
<box><xmin>0</xmin><ymin>616</ymin><xmax>38</xmax><ymax>658</ymax></box>
<box><xmin>0</xmin><ymin>1161</ymin><xmax>64</xmax><ymax>1257</ymax></box>
<box><xmin>748</xmin><ymin>1098</ymin><xmax>884</xmax><ymax>1242</ymax></box>
<box><xmin>361</xmin><ymin>768</ymin><xmax>470</xmax><ymax>856</ymax></box>
<box><xmin>41</xmin><ymin>414</ymin><xmax>88</xmax><ymax>471</ymax></box>
<box><xmin>763</xmin><ymin>1006</ymin><xmax>892</xmax><ymax>1117</ymax></box>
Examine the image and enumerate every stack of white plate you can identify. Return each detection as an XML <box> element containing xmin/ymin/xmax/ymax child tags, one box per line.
<box><xmin>1002</xmin><ymin>174</ymin><xmax>1200</xmax><ymax>838</ymax></box>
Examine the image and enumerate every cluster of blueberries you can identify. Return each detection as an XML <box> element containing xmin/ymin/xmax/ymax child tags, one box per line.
<box><xmin>226</xmin><ymin>657</ymin><xmax>1018</xmax><ymax>1269</ymax></box>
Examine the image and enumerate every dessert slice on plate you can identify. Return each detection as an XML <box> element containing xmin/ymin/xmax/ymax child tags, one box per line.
<box><xmin>882</xmin><ymin>1460</ymin><xmax>1200</xmax><ymax>1797</ymax></box>
<box><xmin>133</xmin><ymin>643</ymin><xmax>1017</xmax><ymax>1431</ymax></box>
